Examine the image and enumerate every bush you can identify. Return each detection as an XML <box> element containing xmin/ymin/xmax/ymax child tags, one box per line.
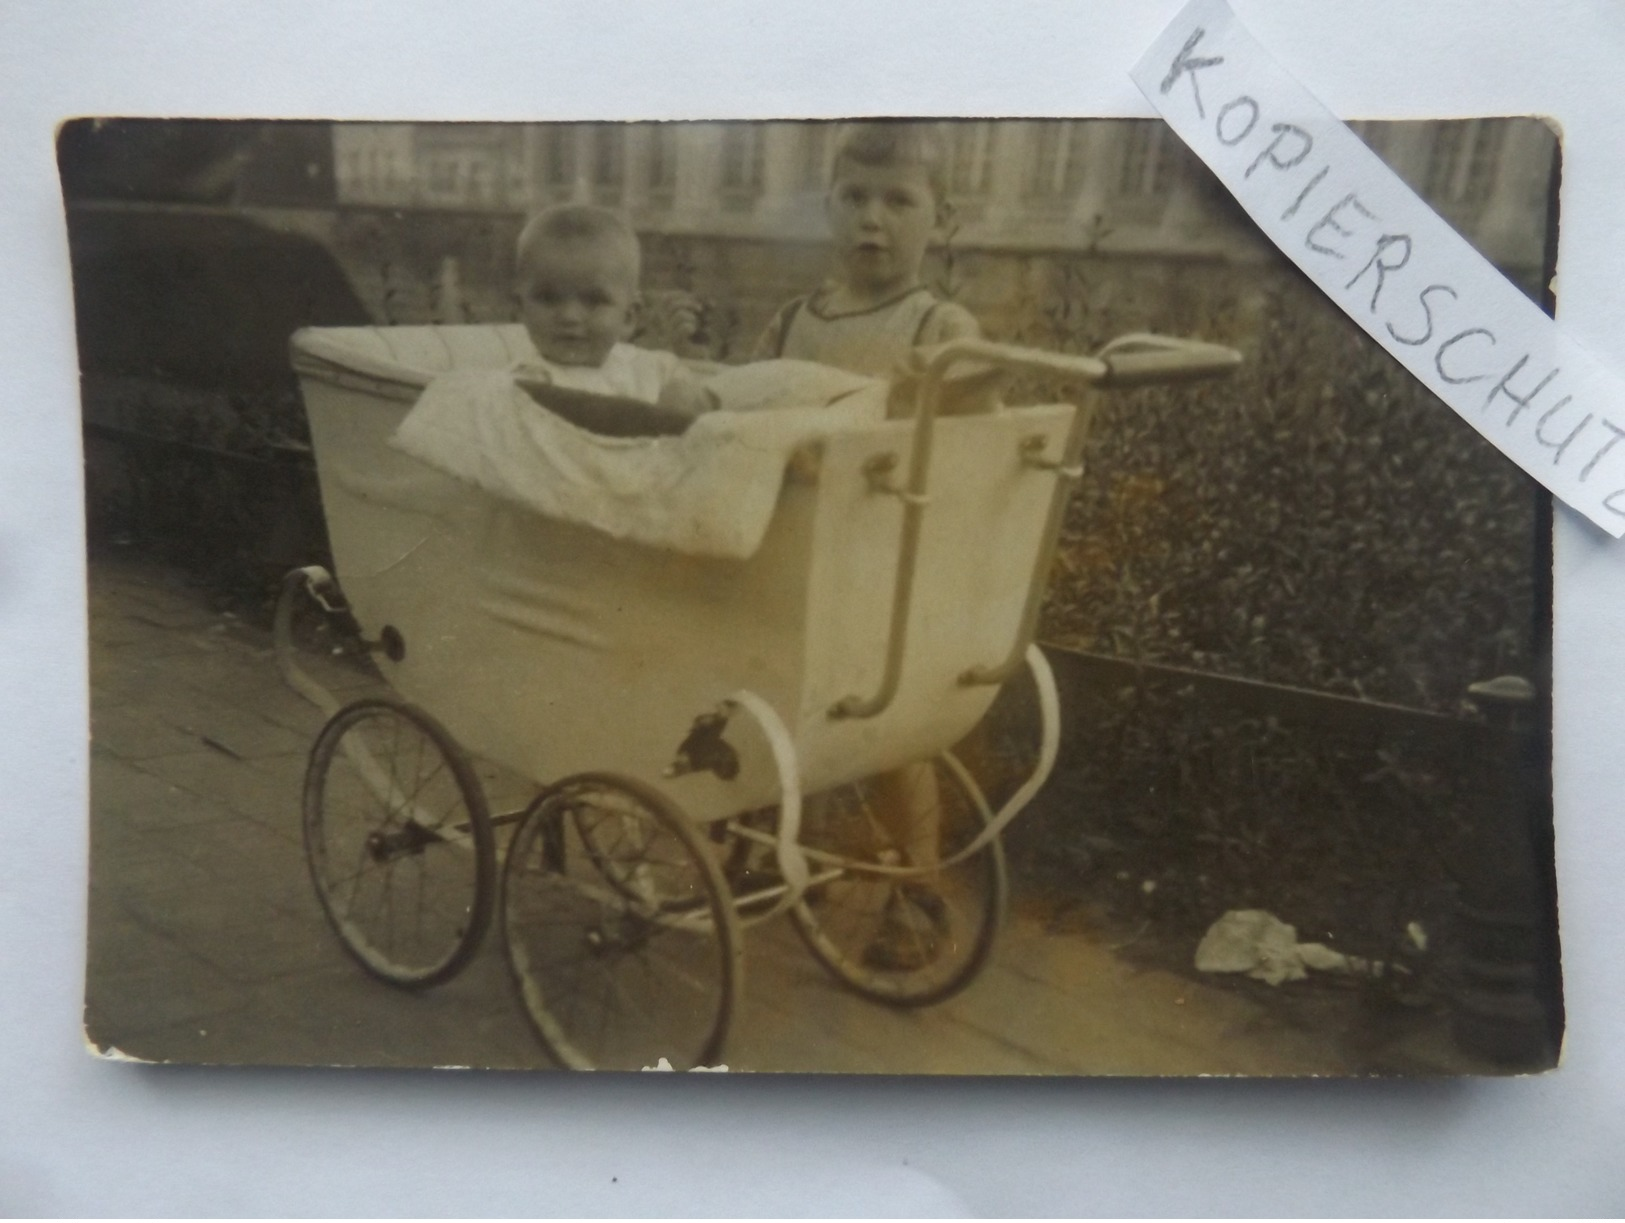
<box><xmin>994</xmin><ymin>251</ymin><xmax>1539</xmax><ymax>712</ymax></box>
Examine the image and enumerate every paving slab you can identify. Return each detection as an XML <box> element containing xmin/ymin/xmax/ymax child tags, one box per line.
<box><xmin>136</xmin><ymin>750</ymin><xmax>303</xmax><ymax>832</ymax></box>
<box><xmin>85</xmin><ymin>889</ymin><xmax>199</xmax><ymax>987</ymax></box>
<box><xmin>89</xmin><ymin>647</ymin><xmax>177</xmax><ymax>709</ymax></box>
<box><xmin>91</xmin><ymin>754</ymin><xmax>236</xmax><ymax>831</ymax></box>
<box><xmin>91</xmin><ymin>702</ymin><xmax>210</xmax><ymax>761</ymax></box>
<box><xmin>727</xmin><ymin>917</ymin><xmax>1069</xmax><ymax>1076</ymax></box>
<box><xmin>83</xmin><ymin>554</ymin><xmax>1370</xmax><ymax>1078</ymax></box>
<box><xmin>180</xmin><ymin>906</ymin><xmax>353</xmax><ymax>985</ymax></box>
<box><xmin>140</xmin><ymin>818</ymin><xmax>313</xmax><ymax>914</ymax></box>
<box><xmin>86</xmin><ymin>945</ymin><xmax>250</xmax><ymax>1045</ymax></box>
<box><xmin>154</xmin><ymin>687</ymin><xmax>310</xmax><ymax>760</ymax></box>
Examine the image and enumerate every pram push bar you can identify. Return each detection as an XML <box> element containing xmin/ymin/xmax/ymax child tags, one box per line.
<box><xmin>829</xmin><ymin>334</ymin><xmax>1241</xmax><ymax>720</ymax></box>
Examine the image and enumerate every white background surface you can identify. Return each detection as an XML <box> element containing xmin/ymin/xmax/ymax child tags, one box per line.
<box><xmin>2</xmin><ymin>1</ymin><xmax>1621</xmax><ymax>1214</ymax></box>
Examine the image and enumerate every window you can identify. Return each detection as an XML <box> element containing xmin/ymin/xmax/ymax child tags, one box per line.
<box><xmin>1026</xmin><ymin>121</ymin><xmax>1088</xmax><ymax>201</ymax></box>
<box><xmin>590</xmin><ymin>126</ymin><xmax>624</xmax><ymax>203</ymax></box>
<box><xmin>645</xmin><ymin>124</ymin><xmax>677</xmax><ymax>202</ymax></box>
<box><xmin>1425</xmin><ymin>123</ymin><xmax>1467</xmax><ymax>200</ymax></box>
<box><xmin>426</xmin><ymin>156</ymin><xmax>458</xmax><ymax>196</ymax></box>
<box><xmin>1116</xmin><ymin>121</ymin><xmax>1177</xmax><ymax>198</ymax></box>
<box><xmin>465</xmin><ymin>157</ymin><xmax>489</xmax><ymax>205</ymax></box>
<box><xmin>950</xmin><ymin>123</ymin><xmax>997</xmax><ymax>198</ymax></box>
<box><xmin>540</xmin><ymin>126</ymin><xmax>577</xmax><ymax>197</ymax></box>
<box><xmin>1424</xmin><ymin>120</ymin><xmax>1507</xmax><ymax>211</ymax></box>
<box><xmin>1462</xmin><ymin>121</ymin><xmax>1508</xmax><ymax>201</ymax></box>
<box><xmin>800</xmin><ymin>123</ymin><xmax>832</xmax><ymax>190</ymax></box>
<box><xmin>718</xmin><ymin>125</ymin><xmax>764</xmax><ymax>208</ymax></box>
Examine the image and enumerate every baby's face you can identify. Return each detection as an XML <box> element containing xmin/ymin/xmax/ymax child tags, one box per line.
<box><xmin>518</xmin><ymin>242</ymin><xmax>638</xmax><ymax>367</ymax></box>
<box><xmin>826</xmin><ymin>160</ymin><xmax>943</xmax><ymax>295</ymax></box>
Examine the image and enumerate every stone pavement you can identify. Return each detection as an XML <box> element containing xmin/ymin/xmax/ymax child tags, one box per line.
<box><xmin>86</xmin><ymin>553</ymin><xmax>1366</xmax><ymax>1076</ymax></box>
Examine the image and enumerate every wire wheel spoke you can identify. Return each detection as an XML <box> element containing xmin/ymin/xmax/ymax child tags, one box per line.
<box><xmin>791</xmin><ymin>752</ymin><xmax>1008</xmax><ymax>1007</ymax></box>
<box><xmin>502</xmin><ymin>773</ymin><xmax>742</xmax><ymax>1071</ymax></box>
<box><xmin>303</xmin><ymin>698</ymin><xmax>495</xmax><ymax>989</ymax></box>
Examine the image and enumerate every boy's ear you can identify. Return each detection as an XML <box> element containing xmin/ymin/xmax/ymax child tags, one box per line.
<box><xmin>934</xmin><ymin>197</ymin><xmax>957</xmax><ymax>234</ymax></box>
<box><xmin>624</xmin><ymin>293</ymin><xmax>644</xmax><ymax>340</ymax></box>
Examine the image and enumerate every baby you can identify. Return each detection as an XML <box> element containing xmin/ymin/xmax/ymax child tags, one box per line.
<box><xmin>513</xmin><ymin>204</ymin><xmax>715</xmax><ymax>437</ymax></box>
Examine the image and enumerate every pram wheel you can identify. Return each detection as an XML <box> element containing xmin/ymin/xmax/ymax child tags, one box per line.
<box><xmin>502</xmin><ymin>773</ymin><xmax>743</xmax><ymax>1071</ymax></box>
<box><xmin>302</xmin><ymin>698</ymin><xmax>496</xmax><ymax>989</ymax></box>
<box><xmin>791</xmin><ymin>752</ymin><xmax>1007</xmax><ymax>1007</ymax></box>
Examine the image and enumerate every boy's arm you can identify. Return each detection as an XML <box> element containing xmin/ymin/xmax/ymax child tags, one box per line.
<box><xmin>889</xmin><ymin>304</ymin><xmax>1002</xmax><ymax>418</ymax></box>
<box><xmin>749</xmin><ymin>298</ymin><xmax>803</xmax><ymax>363</ymax></box>
<box><xmin>916</xmin><ymin>300</ymin><xmax>982</xmax><ymax>347</ymax></box>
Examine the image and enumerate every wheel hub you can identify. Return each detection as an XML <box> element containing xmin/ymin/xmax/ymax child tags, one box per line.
<box><xmin>583</xmin><ymin>913</ymin><xmax>655</xmax><ymax>957</ymax></box>
<box><xmin>364</xmin><ymin>819</ymin><xmax>441</xmax><ymax>863</ymax></box>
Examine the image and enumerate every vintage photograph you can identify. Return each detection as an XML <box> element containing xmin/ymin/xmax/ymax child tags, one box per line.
<box><xmin>66</xmin><ymin>116</ymin><xmax>1560</xmax><ymax>1074</ymax></box>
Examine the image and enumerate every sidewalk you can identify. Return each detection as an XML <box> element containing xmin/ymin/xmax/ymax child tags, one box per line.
<box><xmin>86</xmin><ymin>552</ymin><xmax>1363</xmax><ymax>1075</ymax></box>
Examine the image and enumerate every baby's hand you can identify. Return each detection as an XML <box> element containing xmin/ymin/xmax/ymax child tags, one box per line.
<box><xmin>657</xmin><ymin>375</ymin><xmax>720</xmax><ymax>420</ymax></box>
<box><xmin>513</xmin><ymin>364</ymin><xmax>554</xmax><ymax>404</ymax></box>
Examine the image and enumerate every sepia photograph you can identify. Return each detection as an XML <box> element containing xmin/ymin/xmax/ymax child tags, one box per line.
<box><xmin>65</xmin><ymin>115</ymin><xmax>1561</xmax><ymax>1075</ymax></box>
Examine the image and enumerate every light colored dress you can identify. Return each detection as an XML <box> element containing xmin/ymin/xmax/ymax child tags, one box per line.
<box><xmin>753</xmin><ymin>285</ymin><xmax>980</xmax><ymax>378</ymax></box>
<box><xmin>513</xmin><ymin>342</ymin><xmax>691</xmax><ymax>404</ymax></box>
<box><xmin>753</xmin><ymin>283</ymin><xmax>987</xmax><ymax>890</ymax></box>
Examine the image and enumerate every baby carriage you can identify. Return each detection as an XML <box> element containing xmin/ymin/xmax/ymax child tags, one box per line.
<box><xmin>278</xmin><ymin>323</ymin><xmax>1239</xmax><ymax>1070</ymax></box>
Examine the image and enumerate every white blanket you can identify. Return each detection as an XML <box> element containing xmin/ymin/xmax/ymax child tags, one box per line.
<box><xmin>389</xmin><ymin>359</ymin><xmax>887</xmax><ymax>560</ymax></box>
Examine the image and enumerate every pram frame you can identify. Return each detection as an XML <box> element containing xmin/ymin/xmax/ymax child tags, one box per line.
<box><xmin>278</xmin><ymin>329</ymin><xmax>1240</xmax><ymax>1070</ymax></box>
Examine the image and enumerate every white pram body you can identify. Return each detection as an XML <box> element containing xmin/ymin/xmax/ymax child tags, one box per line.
<box><xmin>283</xmin><ymin>321</ymin><xmax>1239</xmax><ymax>1071</ymax></box>
<box><xmin>292</xmin><ymin>324</ymin><xmax>1074</xmax><ymax>822</ymax></box>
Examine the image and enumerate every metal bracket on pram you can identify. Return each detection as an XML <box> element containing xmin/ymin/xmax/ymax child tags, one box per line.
<box><xmin>273</xmin><ymin>565</ymin><xmax>407</xmax><ymax>714</ymax></box>
<box><xmin>830</xmin><ymin>339</ymin><xmax>1113</xmax><ymax>721</ymax></box>
<box><xmin>861</xmin><ymin>452</ymin><xmax>932</xmax><ymax>506</ymax></box>
<box><xmin>274</xmin><ymin>567</ymin><xmax>350</xmax><ymax>717</ymax></box>
<box><xmin>665</xmin><ymin>705</ymin><xmax>742</xmax><ymax>781</ymax></box>
<box><xmin>1019</xmin><ymin>434</ymin><xmax>1084</xmax><ymax>479</ymax></box>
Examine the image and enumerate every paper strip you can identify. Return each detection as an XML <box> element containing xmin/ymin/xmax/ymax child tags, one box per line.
<box><xmin>1133</xmin><ymin>0</ymin><xmax>1625</xmax><ymax>537</ymax></box>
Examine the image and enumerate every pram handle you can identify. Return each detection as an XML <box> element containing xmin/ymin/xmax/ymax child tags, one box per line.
<box><xmin>831</xmin><ymin>332</ymin><xmax>1241</xmax><ymax>720</ymax></box>
<box><xmin>906</xmin><ymin>333</ymin><xmax>1241</xmax><ymax>392</ymax></box>
<box><xmin>962</xmin><ymin>334</ymin><xmax>1242</xmax><ymax>688</ymax></box>
<box><xmin>1091</xmin><ymin>333</ymin><xmax>1244</xmax><ymax>387</ymax></box>
<box><xmin>912</xmin><ymin>338</ymin><xmax>1109</xmax><ymax>388</ymax></box>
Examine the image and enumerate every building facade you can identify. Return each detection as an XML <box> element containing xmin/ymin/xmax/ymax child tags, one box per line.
<box><xmin>332</xmin><ymin>119</ymin><xmax>1556</xmax><ymax>273</ymax></box>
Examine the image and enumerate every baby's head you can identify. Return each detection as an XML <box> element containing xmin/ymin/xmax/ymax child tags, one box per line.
<box><xmin>825</xmin><ymin>122</ymin><xmax>951</xmax><ymax>296</ymax></box>
<box><xmin>515</xmin><ymin>205</ymin><xmax>642</xmax><ymax>368</ymax></box>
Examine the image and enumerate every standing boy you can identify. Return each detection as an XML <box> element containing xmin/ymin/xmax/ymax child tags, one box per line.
<box><xmin>754</xmin><ymin>123</ymin><xmax>980</xmax><ymax>375</ymax></box>
<box><xmin>756</xmin><ymin>122</ymin><xmax>981</xmax><ymax>972</ymax></box>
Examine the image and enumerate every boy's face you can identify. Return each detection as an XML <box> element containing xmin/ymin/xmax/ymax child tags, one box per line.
<box><xmin>517</xmin><ymin>241</ymin><xmax>638</xmax><ymax>367</ymax></box>
<box><xmin>826</xmin><ymin>159</ymin><xmax>943</xmax><ymax>295</ymax></box>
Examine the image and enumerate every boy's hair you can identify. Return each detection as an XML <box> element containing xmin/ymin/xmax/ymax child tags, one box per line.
<box><xmin>515</xmin><ymin>204</ymin><xmax>641</xmax><ymax>283</ymax></box>
<box><xmin>831</xmin><ymin>121</ymin><xmax>949</xmax><ymax>201</ymax></box>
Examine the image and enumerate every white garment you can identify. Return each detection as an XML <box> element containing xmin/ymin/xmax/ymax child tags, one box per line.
<box><xmin>512</xmin><ymin>342</ymin><xmax>688</xmax><ymax>403</ymax></box>
<box><xmin>388</xmin><ymin>360</ymin><xmax>886</xmax><ymax>559</ymax></box>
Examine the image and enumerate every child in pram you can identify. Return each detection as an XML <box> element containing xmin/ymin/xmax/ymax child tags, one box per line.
<box><xmin>510</xmin><ymin>203</ymin><xmax>717</xmax><ymax>437</ymax></box>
